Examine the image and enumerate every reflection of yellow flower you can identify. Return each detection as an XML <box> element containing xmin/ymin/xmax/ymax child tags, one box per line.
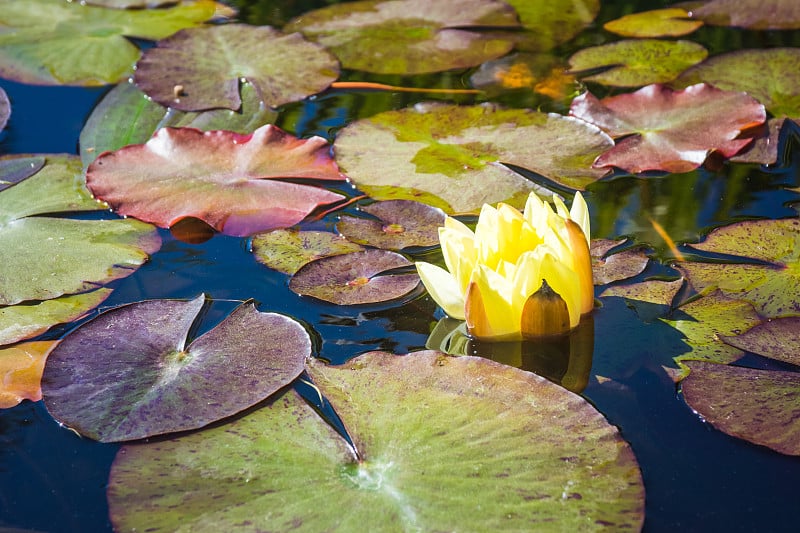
<box><xmin>416</xmin><ymin>192</ymin><xmax>593</xmax><ymax>341</ymax></box>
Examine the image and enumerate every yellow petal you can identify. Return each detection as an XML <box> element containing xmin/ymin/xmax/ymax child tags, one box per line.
<box><xmin>444</xmin><ymin>215</ymin><xmax>474</xmax><ymax>236</ymax></box>
<box><xmin>465</xmin><ymin>266</ymin><xmax>519</xmax><ymax>340</ymax></box>
<box><xmin>473</xmin><ymin>204</ymin><xmax>501</xmax><ymax>268</ymax></box>
<box><xmin>570</xmin><ymin>192</ymin><xmax>591</xmax><ymax>246</ymax></box>
<box><xmin>520</xmin><ymin>279</ymin><xmax>571</xmax><ymax>338</ymax></box>
<box><xmin>415</xmin><ymin>262</ymin><xmax>466</xmax><ymax>320</ymax></box>
<box><xmin>439</xmin><ymin>226</ymin><xmax>476</xmax><ymax>291</ymax></box>
<box><xmin>565</xmin><ymin>218</ymin><xmax>594</xmax><ymax>315</ymax></box>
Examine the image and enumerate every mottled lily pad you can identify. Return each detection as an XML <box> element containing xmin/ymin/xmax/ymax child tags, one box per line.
<box><xmin>334</xmin><ymin>102</ymin><xmax>613</xmax><ymax>213</ymax></box>
<box><xmin>591</xmin><ymin>239</ymin><xmax>650</xmax><ymax>285</ymax></box>
<box><xmin>80</xmin><ymin>79</ymin><xmax>278</xmax><ymax>167</ymax></box>
<box><xmin>0</xmin><ymin>87</ymin><xmax>9</xmax><ymax>132</ymax></box>
<box><xmin>0</xmin><ymin>341</ymin><xmax>57</xmax><ymax>409</ymax></box>
<box><xmin>601</xmin><ymin>279</ymin><xmax>684</xmax><ymax>322</ymax></box>
<box><xmin>42</xmin><ymin>295</ymin><xmax>311</xmax><ymax>442</ymax></box>
<box><xmin>469</xmin><ymin>52</ymin><xmax>579</xmax><ymax>101</ymax></box>
<box><xmin>689</xmin><ymin>0</ymin><xmax>800</xmax><ymax>30</ymax></box>
<box><xmin>682</xmin><ymin>361</ymin><xmax>800</xmax><ymax>455</ymax></box>
<box><xmin>289</xmin><ymin>249</ymin><xmax>419</xmax><ymax>305</ymax></box>
<box><xmin>336</xmin><ymin>200</ymin><xmax>446</xmax><ymax>250</ymax></box>
<box><xmin>570</xmin><ymin>83</ymin><xmax>766</xmax><ymax>173</ymax></box>
<box><xmin>506</xmin><ymin>0</ymin><xmax>599</xmax><ymax>51</ymax></box>
<box><xmin>134</xmin><ymin>24</ymin><xmax>339</xmax><ymax>112</ymax></box>
<box><xmin>568</xmin><ymin>39</ymin><xmax>707</xmax><ymax>87</ymax></box>
<box><xmin>677</xmin><ymin>218</ymin><xmax>800</xmax><ymax>317</ymax></box>
<box><xmin>604</xmin><ymin>8</ymin><xmax>703</xmax><ymax>37</ymax></box>
<box><xmin>720</xmin><ymin>317</ymin><xmax>800</xmax><ymax>366</ymax></box>
<box><xmin>0</xmin><ymin>0</ymin><xmax>217</xmax><ymax>86</ymax></box>
<box><xmin>108</xmin><ymin>351</ymin><xmax>644</xmax><ymax>531</ymax></box>
<box><xmin>284</xmin><ymin>0</ymin><xmax>518</xmax><ymax>75</ymax></box>
<box><xmin>251</xmin><ymin>229</ymin><xmax>364</xmax><ymax>275</ymax></box>
<box><xmin>0</xmin><ymin>156</ymin><xmax>45</xmax><ymax>192</ymax></box>
<box><xmin>86</xmin><ymin>124</ymin><xmax>346</xmax><ymax>237</ymax></box>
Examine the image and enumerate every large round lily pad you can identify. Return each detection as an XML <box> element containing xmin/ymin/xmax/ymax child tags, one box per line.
<box><xmin>336</xmin><ymin>200</ymin><xmax>446</xmax><ymax>250</ymax></box>
<box><xmin>42</xmin><ymin>295</ymin><xmax>311</xmax><ymax>442</ymax></box>
<box><xmin>108</xmin><ymin>351</ymin><xmax>644</xmax><ymax>531</ymax></box>
<box><xmin>334</xmin><ymin>102</ymin><xmax>613</xmax><ymax>213</ymax></box>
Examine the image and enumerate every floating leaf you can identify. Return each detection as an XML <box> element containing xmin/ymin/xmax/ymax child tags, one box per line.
<box><xmin>675</xmin><ymin>48</ymin><xmax>800</xmax><ymax>118</ymax></box>
<box><xmin>334</xmin><ymin>102</ymin><xmax>613</xmax><ymax>213</ymax></box>
<box><xmin>251</xmin><ymin>229</ymin><xmax>364</xmax><ymax>275</ymax></box>
<box><xmin>568</xmin><ymin>39</ymin><xmax>707</xmax><ymax>87</ymax></box>
<box><xmin>336</xmin><ymin>200</ymin><xmax>445</xmax><ymax>250</ymax></box>
<box><xmin>84</xmin><ymin>0</ymin><xmax>185</xmax><ymax>7</ymax></box>
<box><xmin>689</xmin><ymin>0</ymin><xmax>800</xmax><ymax>30</ymax></box>
<box><xmin>469</xmin><ymin>52</ymin><xmax>579</xmax><ymax>101</ymax></box>
<box><xmin>0</xmin><ymin>156</ymin><xmax>45</xmax><ymax>192</ymax></box>
<box><xmin>506</xmin><ymin>0</ymin><xmax>599</xmax><ymax>51</ymax></box>
<box><xmin>591</xmin><ymin>239</ymin><xmax>649</xmax><ymax>284</ymax></box>
<box><xmin>134</xmin><ymin>24</ymin><xmax>339</xmax><ymax>112</ymax></box>
<box><xmin>86</xmin><ymin>124</ymin><xmax>346</xmax><ymax>237</ymax></box>
<box><xmin>80</xmin><ymin>79</ymin><xmax>278</xmax><ymax>167</ymax></box>
<box><xmin>601</xmin><ymin>279</ymin><xmax>683</xmax><ymax>307</ymax></box>
<box><xmin>284</xmin><ymin>0</ymin><xmax>518</xmax><ymax>74</ymax></box>
<box><xmin>42</xmin><ymin>295</ymin><xmax>311</xmax><ymax>442</ymax></box>
<box><xmin>604</xmin><ymin>8</ymin><xmax>703</xmax><ymax>37</ymax></box>
<box><xmin>678</xmin><ymin>218</ymin><xmax>800</xmax><ymax>317</ymax></box>
<box><xmin>289</xmin><ymin>249</ymin><xmax>419</xmax><ymax>305</ymax></box>
<box><xmin>570</xmin><ymin>83</ymin><xmax>766</xmax><ymax>173</ymax></box>
<box><xmin>0</xmin><ymin>341</ymin><xmax>57</xmax><ymax>408</ymax></box>
<box><xmin>729</xmin><ymin>118</ymin><xmax>788</xmax><ymax>165</ymax></box>
<box><xmin>108</xmin><ymin>351</ymin><xmax>644</xmax><ymax>531</ymax></box>
<box><xmin>0</xmin><ymin>0</ymin><xmax>217</xmax><ymax>86</ymax></box>
<box><xmin>682</xmin><ymin>361</ymin><xmax>800</xmax><ymax>455</ymax></box>
<box><xmin>720</xmin><ymin>317</ymin><xmax>800</xmax><ymax>366</ymax></box>
<box><xmin>0</xmin><ymin>86</ymin><xmax>9</xmax><ymax>132</ymax></box>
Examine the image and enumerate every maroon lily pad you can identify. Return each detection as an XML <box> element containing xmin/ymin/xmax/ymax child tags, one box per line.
<box><xmin>41</xmin><ymin>295</ymin><xmax>311</xmax><ymax>442</ymax></box>
<box><xmin>251</xmin><ymin>229</ymin><xmax>364</xmax><ymax>275</ymax></box>
<box><xmin>730</xmin><ymin>118</ymin><xmax>788</xmax><ymax>165</ymax></box>
<box><xmin>86</xmin><ymin>124</ymin><xmax>346</xmax><ymax>237</ymax></box>
<box><xmin>720</xmin><ymin>317</ymin><xmax>800</xmax><ymax>366</ymax></box>
<box><xmin>682</xmin><ymin>361</ymin><xmax>800</xmax><ymax>455</ymax></box>
<box><xmin>134</xmin><ymin>24</ymin><xmax>339</xmax><ymax>112</ymax></box>
<box><xmin>0</xmin><ymin>156</ymin><xmax>45</xmax><ymax>192</ymax></box>
<box><xmin>336</xmin><ymin>200</ymin><xmax>446</xmax><ymax>250</ymax></box>
<box><xmin>0</xmin><ymin>87</ymin><xmax>9</xmax><ymax>132</ymax></box>
<box><xmin>289</xmin><ymin>249</ymin><xmax>419</xmax><ymax>305</ymax></box>
<box><xmin>570</xmin><ymin>83</ymin><xmax>766</xmax><ymax>173</ymax></box>
<box><xmin>689</xmin><ymin>0</ymin><xmax>800</xmax><ymax>30</ymax></box>
<box><xmin>590</xmin><ymin>239</ymin><xmax>650</xmax><ymax>285</ymax></box>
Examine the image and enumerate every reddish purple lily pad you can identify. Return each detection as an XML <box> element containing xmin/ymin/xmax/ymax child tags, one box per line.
<box><xmin>289</xmin><ymin>249</ymin><xmax>419</xmax><ymax>305</ymax></box>
<box><xmin>251</xmin><ymin>229</ymin><xmax>364</xmax><ymax>275</ymax></box>
<box><xmin>689</xmin><ymin>0</ymin><xmax>800</xmax><ymax>30</ymax></box>
<box><xmin>720</xmin><ymin>317</ymin><xmax>800</xmax><ymax>366</ymax></box>
<box><xmin>570</xmin><ymin>83</ymin><xmax>766</xmax><ymax>173</ymax></box>
<box><xmin>86</xmin><ymin>124</ymin><xmax>346</xmax><ymax>237</ymax></box>
<box><xmin>336</xmin><ymin>200</ymin><xmax>446</xmax><ymax>250</ymax></box>
<box><xmin>41</xmin><ymin>295</ymin><xmax>311</xmax><ymax>442</ymax></box>
<box><xmin>591</xmin><ymin>239</ymin><xmax>650</xmax><ymax>285</ymax></box>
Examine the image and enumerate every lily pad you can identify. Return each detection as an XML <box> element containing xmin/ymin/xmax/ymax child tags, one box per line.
<box><xmin>568</xmin><ymin>39</ymin><xmax>708</xmax><ymax>87</ymax></box>
<box><xmin>336</xmin><ymin>200</ymin><xmax>446</xmax><ymax>250</ymax></box>
<box><xmin>677</xmin><ymin>218</ymin><xmax>800</xmax><ymax>317</ymax></box>
<box><xmin>84</xmin><ymin>0</ymin><xmax>182</xmax><ymax>7</ymax></box>
<box><xmin>720</xmin><ymin>317</ymin><xmax>800</xmax><ymax>366</ymax></box>
<box><xmin>251</xmin><ymin>229</ymin><xmax>364</xmax><ymax>275</ymax></box>
<box><xmin>0</xmin><ymin>341</ymin><xmax>57</xmax><ymax>409</ymax></box>
<box><xmin>334</xmin><ymin>102</ymin><xmax>613</xmax><ymax>213</ymax></box>
<box><xmin>505</xmin><ymin>0</ymin><xmax>599</xmax><ymax>51</ymax></box>
<box><xmin>0</xmin><ymin>86</ymin><xmax>8</xmax><ymax>132</ymax></box>
<box><xmin>42</xmin><ymin>295</ymin><xmax>311</xmax><ymax>442</ymax></box>
<box><xmin>108</xmin><ymin>351</ymin><xmax>644</xmax><ymax>531</ymax></box>
<box><xmin>284</xmin><ymin>0</ymin><xmax>518</xmax><ymax>74</ymax></box>
<box><xmin>0</xmin><ymin>156</ymin><xmax>45</xmax><ymax>192</ymax></box>
<box><xmin>601</xmin><ymin>278</ymin><xmax>684</xmax><ymax>307</ymax></box>
<box><xmin>591</xmin><ymin>239</ymin><xmax>650</xmax><ymax>285</ymax></box>
<box><xmin>289</xmin><ymin>249</ymin><xmax>419</xmax><ymax>305</ymax></box>
<box><xmin>603</xmin><ymin>8</ymin><xmax>703</xmax><ymax>37</ymax></box>
<box><xmin>0</xmin><ymin>0</ymin><xmax>217</xmax><ymax>86</ymax></box>
<box><xmin>689</xmin><ymin>0</ymin><xmax>800</xmax><ymax>30</ymax></box>
<box><xmin>682</xmin><ymin>361</ymin><xmax>800</xmax><ymax>455</ymax></box>
<box><xmin>675</xmin><ymin>48</ymin><xmax>800</xmax><ymax>118</ymax></box>
<box><xmin>86</xmin><ymin>124</ymin><xmax>346</xmax><ymax>237</ymax></box>
<box><xmin>80</xmin><ymin>79</ymin><xmax>278</xmax><ymax>167</ymax></box>
<box><xmin>570</xmin><ymin>83</ymin><xmax>766</xmax><ymax>173</ymax></box>
<box><xmin>729</xmin><ymin>118</ymin><xmax>788</xmax><ymax>165</ymax></box>
<box><xmin>134</xmin><ymin>24</ymin><xmax>339</xmax><ymax>112</ymax></box>
<box><xmin>469</xmin><ymin>52</ymin><xmax>580</xmax><ymax>101</ymax></box>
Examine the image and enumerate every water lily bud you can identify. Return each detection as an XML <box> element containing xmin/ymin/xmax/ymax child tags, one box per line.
<box><xmin>521</xmin><ymin>279</ymin><xmax>571</xmax><ymax>338</ymax></box>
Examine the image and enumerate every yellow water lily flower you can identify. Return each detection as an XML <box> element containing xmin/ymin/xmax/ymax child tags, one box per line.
<box><xmin>416</xmin><ymin>192</ymin><xmax>593</xmax><ymax>341</ymax></box>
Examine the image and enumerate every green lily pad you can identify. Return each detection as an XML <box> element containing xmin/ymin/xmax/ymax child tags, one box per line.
<box><xmin>251</xmin><ymin>229</ymin><xmax>364</xmax><ymax>275</ymax></box>
<box><xmin>505</xmin><ymin>0</ymin><xmax>599</xmax><ymax>51</ymax></box>
<box><xmin>108</xmin><ymin>351</ymin><xmax>644</xmax><ymax>531</ymax></box>
<box><xmin>80</xmin><ymin>79</ymin><xmax>278</xmax><ymax>167</ymax></box>
<box><xmin>284</xmin><ymin>0</ymin><xmax>518</xmax><ymax>75</ymax></box>
<box><xmin>591</xmin><ymin>239</ymin><xmax>650</xmax><ymax>285</ymax></box>
<box><xmin>289</xmin><ymin>249</ymin><xmax>419</xmax><ymax>305</ymax></box>
<box><xmin>675</xmin><ymin>48</ymin><xmax>800</xmax><ymax>118</ymax></box>
<box><xmin>678</xmin><ymin>218</ymin><xmax>800</xmax><ymax>317</ymax></box>
<box><xmin>0</xmin><ymin>156</ymin><xmax>45</xmax><ymax>192</ymax></box>
<box><xmin>336</xmin><ymin>200</ymin><xmax>446</xmax><ymax>250</ymax></box>
<box><xmin>682</xmin><ymin>361</ymin><xmax>800</xmax><ymax>455</ymax></box>
<box><xmin>0</xmin><ymin>0</ymin><xmax>217</xmax><ymax>86</ymax></box>
<box><xmin>603</xmin><ymin>8</ymin><xmax>703</xmax><ymax>37</ymax></box>
<box><xmin>568</xmin><ymin>39</ymin><xmax>708</xmax><ymax>87</ymax></box>
<box><xmin>0</xmin><ymin>87</ymin><xmax>8</xmax><ymax>132</ymax></box>
<box><xmin>689</xmin><ymin>0</ymin><xmax>800</xmax><ymax>29</ymax></box>
<box><xmin>720</xmin><ymin>317</ymin><xmax>800</xmax><ymax>366</ymax></box>
<box><xmin>42</xmin><ymin>295</ymin><xmax>311</xmax><ymax>442</ymax></box>
<box><xmin>84</xmin><ymin>0</ymin><xmax>181</xmax><ymax>7</ymax></box>
<box><xmin>134</xmin><ymin>24</ymin><xmax>339</xmax><ymax>112</ymax></box>
<box><xmin>334</xmin><ymin>102</ymin><xmax>613</xmax><ymax>213</ymax></box>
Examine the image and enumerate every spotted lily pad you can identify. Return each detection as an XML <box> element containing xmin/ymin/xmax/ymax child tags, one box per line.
<box><xmin>604</xmin><ymin>8</ymin><xmax>703</xmax><ymax>37</ymax></box>
<box><xmin>334</xmin><ymin>102</ymin><xmax>613</xmax><ymax>213</ymax></box>
<box><xmin>284</xmin><ymin>0</ymin><xmax>518</xmax><ymax>75</ymax></box>
<box><xmin>336</xmin><ymin>200</ymin><xmax>445</xmax><ymax>250</ymax></box>
<box><xmin>677</xmin><ymin>218</ymin><xmax>800</xmax><ymax>317</ymax></box>
<box><xmin>591</xmin><ymin>239</ymin><xmax>649</xmax><ymax>284</ymax></box>
<box><xmin>86</xmin><ymin>124</ymin><xmax>346</xmax><ymax>237</ymax></box>
<box><xmin>0</xmin><ymin>341</ymin><xmax>57</xmax><ymax>409</ymax></box>
<box><xmin>42</xmin><ymin>295</ymin><xmax>311</xmax><ymax>442</ymax></box>
<box><xmin>134</xmin><ymin>24</ymin><xmax>339</xmax><ymax>112</ymax></box>
<box><xmin>568</xmin><ymin>40</ymin><xmax>708</xmax><ymax>87</ymax></box>
<box><xmin>601</xmin><ymin>279</ymin><xmax>684</xmax><ymax>322</ymax></box>
<box><xmin>289</xmin><ymin>249</ymin><xmax>419</xmax><ymax>305</ymax></box>
<box><xmin>251</xmin><ymin>229</ymin><xmax>364</xmax><ymax>275</ymax></box>
<box><xmin>570</xmin><ymin>83</ymin><xmax>766</xmax><ymax>173</ymax></box>
<box><xmin>720</xmin><ymin>317</ymin><xmax>800</xmax><ymax>366</ymax></box>
<box><xmin>108</xmin><ymin>351</ymin><xmax>644</xmax><ymax>531</ymax></box>
<box><xmin>0</xmin><ymin>0</ymin><xmax>217</xmax><ymax>86</ymax></box>
<box><xmin>689</xmin><ymin>0</ymin><xmax>800</xmax><ymax>29</ymax></box>
<box><xmin>682</xmin><ymin>361</ymin><xmax>800</xmax><ymax>455</ymax></box>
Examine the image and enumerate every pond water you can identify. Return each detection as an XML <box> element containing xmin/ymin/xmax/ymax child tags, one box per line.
<box><xmin>2</xmin><ymin>0</ymin><xmax>800</xmax><ymax>531</ymax></box>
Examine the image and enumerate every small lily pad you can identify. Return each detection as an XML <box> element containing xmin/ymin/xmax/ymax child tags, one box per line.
<box><xmin>289</xmin><ymin>249</ymin><xmax>419</xmax><ymax>305</ymax></box>
<box><xmin>0</xmin><ymin>341</ymin><xmax>57</xmax><ymax>409</ymax></box>
<box><xmin>591</xmin><ymin>239</ymin><xmax>650</xmax><ymax>285</ymax></box>
<box><xmin>251</xmin><ymin>229</ymin><xmax>364</xmax><ymax>275</ymax></box>
<box><xmin>720</xmin><ymin>317</ymin><xmax>800</xmax><ymax>366</ymax></box>
<box><xmin>42</xmin><ymin>295</ymin><xmax>311</xmax><ymax>442</ymax></box>
<box><xmin>689</xmin><ymin>0</ymin><xmax>800</xmax><ymax>30</ymax></box>
<box><xmin>603</xmin><ymin>8</ymin><xmax>703</xmax><ymax>37</ymax></box>
<box><xmin>0</xmin><ymin>156</ymin><xmax>45</xmax><ymax>192</ymax></box>
<box><xmin>336</xmin><ymin>200</ymin><xmax>446</xmax><ymax>250</ymax></box>
<box><xmin>600</xmin><ymin>279</ymin><xmax>684</xmax><ymax>322</ymax></box>
<box><xmin>0</xmin><ymin>86</ymin><xmax>9</xmax><ymax>132</ymax></box>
